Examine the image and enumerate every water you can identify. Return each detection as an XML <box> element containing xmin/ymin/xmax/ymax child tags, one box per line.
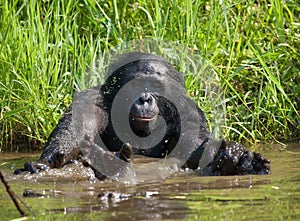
<box><xmin>0</xmin><ymin>143</ymin><xmax>299</xmax><ymax>220</ymax></box>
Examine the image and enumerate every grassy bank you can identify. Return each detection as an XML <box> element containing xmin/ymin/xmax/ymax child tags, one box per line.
<box><xmin>0</xmin><ymin>0</ymin><xmax>299</xmax><ymax>151</ymax></box>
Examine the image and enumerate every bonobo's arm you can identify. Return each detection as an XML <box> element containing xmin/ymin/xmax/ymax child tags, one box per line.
<box><xmin>15</xmin><ymin>88</ymin><xmax>107</xmax><ymax>174</ymax></box>
<box><xmin>41</xmin><ymin>88</ymin><xmax>108</xmax><ymax>168</ymax></box>
<box><xmin>37</xmin><ymin>105</ymin><xmax>79</xmax><ymax>169</ymax></box>
<box><xmin>183</xmin><ymin>106</ymin><xmax>270</xmax><ymax>175</ymax></box>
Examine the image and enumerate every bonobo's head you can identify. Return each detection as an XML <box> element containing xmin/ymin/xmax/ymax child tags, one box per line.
<box><xmin>101</xmin><ymin>52</ymin><xmax>184</xmax><ymax>137</ymax></box>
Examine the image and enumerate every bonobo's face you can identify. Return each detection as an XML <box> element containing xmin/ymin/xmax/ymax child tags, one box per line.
<box><xmin>129</xmin><ymin>92</ymin><xmax>159</xmax><ymax>136</ymax></box>
<box><xmin>128</xmin><ymin>74</ymin><xmax>165</xmax><ymax>137</ymax></box>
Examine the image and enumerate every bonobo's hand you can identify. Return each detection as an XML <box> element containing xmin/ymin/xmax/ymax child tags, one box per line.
<box><xmin>14</xmin><ymin>149</ymin><xmax>70</xmax><ymax>174</ymax></box>
<box><xmin>114</xmin><ymin>143</ymin><xmax>133</xmax><ymax>163</ymax></box>
<box><xmin>237</xmin><ymin>151</ymin><xmax>271</xmax><ymax>175</ymax></box>
<box><xmin>80</xmin><ymin>136</ymin><xmax>133</xmax><ymax>180</ymax></box>
<box><xmin>206</xmin><ymin>139</ymin><xmax>270</xmax><ymax>175</ymax></box>
<box><xmin>14</xmin><ymin>162</ymin><xmax>49</xmax><ymax>174</ymax></box>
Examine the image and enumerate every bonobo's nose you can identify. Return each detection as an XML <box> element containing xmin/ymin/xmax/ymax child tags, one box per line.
<box><xmin>138</xmin><ymin>92</ymin><xmax>152</xmax><ymax>104</ymax></box>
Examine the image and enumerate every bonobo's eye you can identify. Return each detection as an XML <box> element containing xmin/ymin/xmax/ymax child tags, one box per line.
<box><xmin>131</xmin><ymin>80</ymin><xmax>141</xmax><ymax>88</ymax></box>
<box><xmin>152</xmin><ymin>82</ymin><xmax>162</xmax><ymax>89</ymax></box>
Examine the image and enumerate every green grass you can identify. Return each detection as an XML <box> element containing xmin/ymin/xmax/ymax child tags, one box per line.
<box><xmin>0</xmin><ymin>0</ymin><xmax>299</xmax><ymax>151</ymax></box>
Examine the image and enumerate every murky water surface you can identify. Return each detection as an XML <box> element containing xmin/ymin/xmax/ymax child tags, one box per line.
<box><xmin>0</xmin><ymin>143</ymin><xmax>299</xmax><ymax>220</ymax></box>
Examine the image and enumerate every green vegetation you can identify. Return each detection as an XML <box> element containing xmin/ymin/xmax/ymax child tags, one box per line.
<box><xmin>0</xmin><ymin>0</ymin><xmax>299</xmax><ymax>151</ymax></box>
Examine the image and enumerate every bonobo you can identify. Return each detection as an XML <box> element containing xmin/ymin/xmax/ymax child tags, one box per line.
<box><xmin>15</xmin><ymin>52</ymin><xmax>270</xmax><ymax>178</ymax></box>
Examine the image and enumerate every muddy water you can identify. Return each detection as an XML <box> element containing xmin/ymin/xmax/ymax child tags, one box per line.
<box><xmin>0</xmin><ymin>143</ymin><xmax>299</xmax><ymax>221</ymax></box>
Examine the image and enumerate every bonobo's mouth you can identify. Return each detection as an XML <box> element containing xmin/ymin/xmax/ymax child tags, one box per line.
<box><xmin>129</xmin><ymin>114</ymin><xmax>157</xmax><ymax>123</ymax></box>
<box><xmin>129</xmin><ymin>113</ymin><xmax>158</xmax><ymax>137</ymax></box>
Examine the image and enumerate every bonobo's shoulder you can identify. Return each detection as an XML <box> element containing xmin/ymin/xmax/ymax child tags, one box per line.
<box><xmin>74</xmin><ymin>86</ymin><xmax>101</xmax><ymax>97</ymax></box>
<box><xmin>72</xmin><ymin>86</ymin><xmax>106</xmax><ymax>108</ymax></box>
<box><xmin>71</xmin><ymin>87</ymin><xmax>108</xmax><ymax>131</ymax></box>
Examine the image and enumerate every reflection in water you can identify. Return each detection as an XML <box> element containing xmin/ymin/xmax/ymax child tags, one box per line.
<box><xmin>0</xmin><ymin>143</ymin><xmax>299</xmax><ymax>220</ymax></box>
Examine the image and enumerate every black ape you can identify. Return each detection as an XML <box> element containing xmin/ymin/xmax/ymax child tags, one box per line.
<box><xmin>16</xmin><ymin>52</ymin><xmax>270</xmax><ymax>177</ymax></box>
